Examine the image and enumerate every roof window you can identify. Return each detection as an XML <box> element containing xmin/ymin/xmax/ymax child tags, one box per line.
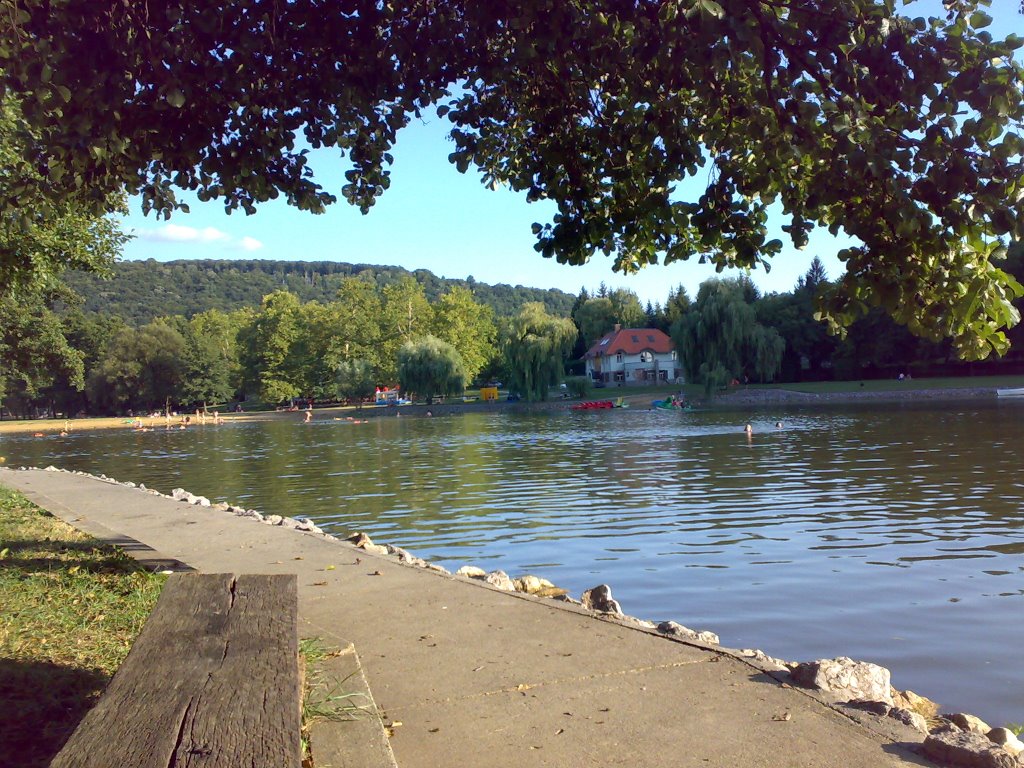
<box><xmin>631</xmin><ymin>335</ymin><xmax>639</xmax><ymax>342</ymax></box>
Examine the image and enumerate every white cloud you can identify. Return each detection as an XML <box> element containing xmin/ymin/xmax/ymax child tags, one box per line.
<box><xmin>236</xmin><ymin>236</ymin><xmax>264</xmax><ymax>252</ymax></box>
<box><xmin>137</xmin><ymin>224</ymin><xmax>231</xmax><ymax>244</ymax></box>
<box><xmin>134</xmin><ymin>224</ymin><xmax>263</xmax><ymax>252</ymax></box>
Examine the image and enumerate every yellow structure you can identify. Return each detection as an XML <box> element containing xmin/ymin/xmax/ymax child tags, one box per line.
<box><xmin>479</xmin><ymin>387</ymin><xmax>499</xmax><ymax>401</ymax></box>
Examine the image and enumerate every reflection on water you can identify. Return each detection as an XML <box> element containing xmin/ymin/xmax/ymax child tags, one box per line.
<box><xmin>3</xmin><ymin>401</ymin><xmax>1024</xmax><ymax>722</ymax></box>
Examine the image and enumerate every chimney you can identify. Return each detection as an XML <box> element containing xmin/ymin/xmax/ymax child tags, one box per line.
<box><xmin>614</xmin><ymin>323</ymin><xmax>621</xmax><ymax>332</ymax></box>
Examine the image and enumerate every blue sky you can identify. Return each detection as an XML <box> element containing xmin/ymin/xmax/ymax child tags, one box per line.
<box><xmin>119</xmin><ymin>0</ymin><xmax>1022</xmax><ymax>307</ymax></box>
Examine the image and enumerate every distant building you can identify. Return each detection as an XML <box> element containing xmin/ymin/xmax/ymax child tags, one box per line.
<box><xmin>584</xmin><ymin>325</ymin><xmax>681</xmax><ymax>385</ymax></box>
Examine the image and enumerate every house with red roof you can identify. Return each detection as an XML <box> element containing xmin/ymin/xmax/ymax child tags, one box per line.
<box><xmin>584</xmin><ymin>325</ymin><xmax>681</xmax><ymax>385</ymax></box>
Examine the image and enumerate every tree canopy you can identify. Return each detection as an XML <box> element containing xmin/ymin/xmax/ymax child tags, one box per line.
<box><xmin>500</xmin><ymin>303</ymin><xmax>578</xmax><ymax>401</ymax></box>
<box><xmin>0</xmin><ymin>98</ymin><xmax>129</xmax><ymax>296</ymax></box>
<box><xmin>2</xmin><ymin>1</ymin><xmax>1024</xmax><ymax>354</ymax></box>
<box><xmin>397</xmin><ymin>336</ymin><xmax>468</xmax><ymax>402</ymax></box>
<box><xmin>672</xmin><ymin>277</ymin><xmax>785</xmax><ymax>395</ymax></box>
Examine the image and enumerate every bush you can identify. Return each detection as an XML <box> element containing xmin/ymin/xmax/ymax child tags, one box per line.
<box><xmin>563</xmin><ymin>376</ymin><xmax>591</xmax><ymax>398</ymax></box>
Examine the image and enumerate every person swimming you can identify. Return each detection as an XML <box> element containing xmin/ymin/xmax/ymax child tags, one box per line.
<box><xmin>744</xmin><ymin>423</ymin><xmax>753</xmax><ymax>435</ymax></box>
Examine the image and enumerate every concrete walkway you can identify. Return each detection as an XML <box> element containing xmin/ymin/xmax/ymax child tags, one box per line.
<box><xmin>2</xmin><ymin>468</ymin><xmax>933</xmax><ymax>768</ymax></box>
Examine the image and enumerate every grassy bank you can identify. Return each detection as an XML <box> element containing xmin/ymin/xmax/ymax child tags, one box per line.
<box><xmin>0</xmin><ymin>486</ymin><xmax>165</xmax><ymax>768</ymax></box>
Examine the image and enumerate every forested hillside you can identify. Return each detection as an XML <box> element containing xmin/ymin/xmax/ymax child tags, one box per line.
<box><xmin>63</xmin><ymin>259</ymin><xmax>575</xmax><ymax>324</ymax></box>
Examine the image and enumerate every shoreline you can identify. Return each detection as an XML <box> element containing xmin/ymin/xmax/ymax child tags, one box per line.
<box><xmin>3</xmin><ymin>464</ymin><xmax>1021</xmax><ymax>767</ymax></box>
<box><xmin>0</xmin><ymin>384</ymin><xmax>1008</xmax><ymax>437</ymax></box>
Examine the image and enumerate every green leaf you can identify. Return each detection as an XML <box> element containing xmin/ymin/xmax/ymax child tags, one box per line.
<box><xmin>166</xmin><ymin>89</ymin><xmax>185</xmax><ymax>108</ymax></box>
<box><xmin>969</xmin><ymin>11</ymin><xmax>992</xmax><ymax>30</ymax></box>
<box><xmin>698</xmin><ymin>0</ymin><xmax>724</xmax><ymax>19</ymax></box>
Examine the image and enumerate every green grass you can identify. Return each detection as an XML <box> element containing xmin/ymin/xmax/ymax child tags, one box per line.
<box><xmin>299</xmin><ymin>638</ymin><xmax>375</xmax><ymax>767</ymax></box>
<box><xmin>0</xmin><ymin>486</ymin><xmax>165</xmax><ymax>768</ymax></box>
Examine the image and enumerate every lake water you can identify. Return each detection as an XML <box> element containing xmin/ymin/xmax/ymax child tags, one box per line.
<box><xmin>2</xmin><ymin>402</ymin><xmax>1023</xmax><ymax>724</ymax></box>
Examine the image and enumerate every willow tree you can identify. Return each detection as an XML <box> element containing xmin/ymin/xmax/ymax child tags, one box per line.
<box><xmin>397</xmin><ymin>336</ymin><xmax>467</xmax><ymax>403</ymax></box>
<box><xmin>501</xmin><ymin>303</ymin><xmax>577</xmax><ymax>402</ymax></box>
<box><xmin>3</xmin><ymin>2</ymin><xmax>1024</xmax><ymax>355</ymax></box>
<box><xmin>673</xmin><ymin>278</ymin><xmax>784</xmax><ymax>396</ymax></box>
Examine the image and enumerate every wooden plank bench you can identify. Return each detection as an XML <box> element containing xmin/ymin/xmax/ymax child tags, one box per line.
<box><xmin>51</xmin><ymin>573</ymin><xmax>301</xmax><ymax>768</ymax></box>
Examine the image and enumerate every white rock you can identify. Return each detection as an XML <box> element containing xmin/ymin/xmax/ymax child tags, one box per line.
<box><xmin>947</xmin><ymin>713</ymin><xmax>993</xmax><ymax>735</ymax></box>
<box><xmin>514</xmin><ymin>574</ymin><xmax>555</xmax><ymax>594</ymax></box>
<box><xmin>484</xmin><ymin>570</ymin><xmax>516</xmax><ymax>591</ymax></box>
<box><xmin>386</xmin><ymin>545</ymin><xmax>416</xmax><ymax>562</ymax></box>
<box><xmin>656</xmin><ymin>621</ymin><xmax>720</xmax><ymax>645</ymax></box>
<box><xmin>264</xmin><ymin>514</ymin><xmax>283</xmax><ymax>525</ymax></box>
<box><xmin>738</xmin><ymin>648</ymin><xmax>788</xmax><ymax>670</ymax></box>
<box><xmin>923</xmin><ymin>730</ymin><xmax>1019</xmax><ymax>768</ymax></box>
<box><xmin>987</xmin><ymin>728</ymin><xmax>1024</xmax><ymax>756</ymax></box>
<box><xmin>171</xmin><ymin>488</ymin><xmax>189</xmax><ymax>501</ymax></box>
<box><xmin>581</xmin><ymin>584</ymin><xmax>623</xmax><ymax>615</ymax></box>
<box><xmin>456</xmin><ymin>565</ymin><xmax>488</xmax><ymax>579</ymax></box>
<box><xmin>424</xmin><ymin>563</ymin><xmax>450</xmax><ymax>575</ymax></box>
<box><xmin>347</xmin><ymin>532</ymin><xmax>373</xmax><ymax>548</ymax></box>
<box><xmin>888</xmin><ymin>708</ymin><xmax>928</xmax><ymax>733</ymax></box>
<box><xmin>193</xmin><ymin>496</ymin><xmax>211</xmax><ymax>507</ymax></box>
<box><xmin>789</xmin><ymin>657</ymin><xmax>893</xmax><ymax>706</ymax></box>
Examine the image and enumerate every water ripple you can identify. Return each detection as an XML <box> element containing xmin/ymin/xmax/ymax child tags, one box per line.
<box><xmin>4</xmin><ymin>402</ymin><xmax>1024</xmax><ymax>722</ymax></box>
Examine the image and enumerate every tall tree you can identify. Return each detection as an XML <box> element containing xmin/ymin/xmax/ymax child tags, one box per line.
<box><xmin>397</xmin><ymin>336</ymin><xmax>467</xmax><ymax>403</ymax></box>
<box><xmin>236</xmin><ymin>291</ymin><xmax>304</xmax><ymax>403</ymax></box>
<box><xmin>573</xmin><ymin>297</ymin><xmax>618</xmax><ymax>349</ymax></box>
<box><xmin>0</xmin><ymin>289</ymin><xmax>83</xmax><ymax>417</ymax></box>
<box><xmin>378</xmin><ymin>277</ymin><xmax>433</xmax><ymax>381</ymax></box>
<box><xmin>430</xmin><ymin>285</ymin><xmax>497</xmax><ymax>385</ymax></box>
<box><xmin>673</xmin><ymin>278</ymin><xmax>784</xmax><ymax>395</ymax></box>
<box><xmin>500</xmin><ymin>303</ymin><xmax>577</xmax><ymax>402</ymax></box>
<box><xmin>174</xmin><ymin>310</ymin><xmax>239</xmax><ymax>407</ymax></box>
<box><xmin>335</xmin><ymin>359</ymin><xmax>376</xmax><ymax>407</ymax></box>
<box><xmin>660</xmin><ymin>285</ymin><xmax>692</xmax><ymax>332</ymax></box>
<box><xmin>291</xmin><ymin>301</ymin><xmax>339</xmax><ymax>400</ymax></box>
<box><xmin>608</xmin><ymin>288</ymin><xmax>646</xmax><ymax>329</ymax></box>
<box><xmin>88</xmin><ymin>322</ymin><xmax>186</xmax><ymax>413</ymax></box>
<box><xmin>332</xmin><ymin>276</ymin><xmax>385</xmax><ymax>371</ymax></box>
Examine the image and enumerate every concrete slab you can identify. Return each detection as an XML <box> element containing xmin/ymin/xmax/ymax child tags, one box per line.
<box><xmin>1</xmin><ymin>468</ymin><xmax>933</xmax><ymax>768</ymax></box>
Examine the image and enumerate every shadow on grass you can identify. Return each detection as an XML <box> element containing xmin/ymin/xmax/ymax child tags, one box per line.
<box><xmin>0</xmin><ymin>537</ymin><xmax>194</xmax><ymax>574</ymax></box>
<box><xmin>0</xmin><ymin>658</ymin><xmax>108</xmax><ymax>768</ymax></box>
